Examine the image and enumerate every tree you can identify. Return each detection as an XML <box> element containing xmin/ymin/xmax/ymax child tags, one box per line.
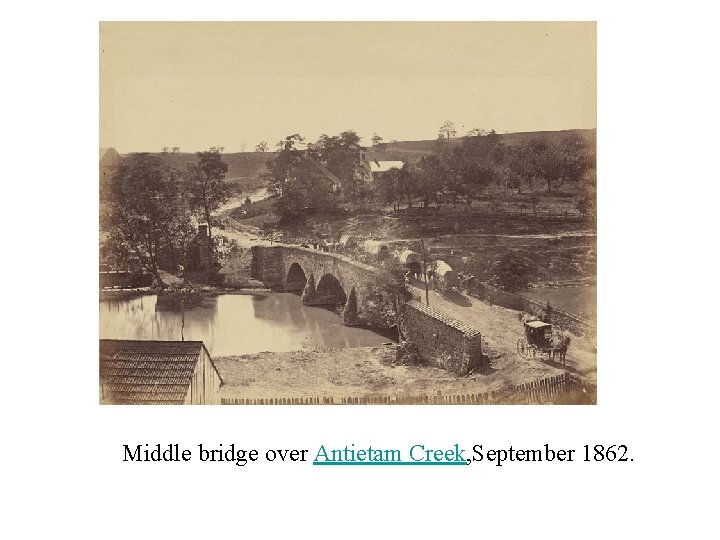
<box><xmin>255</xmin><ymin>141</ymin><xmax>269</xmax><ymax>152</ymax></box>
<box><xmin>456</xmin><ymin>160</ymin><xmax>496</xmax><ymax>202</ymax></box>
<box><xmin>506</xmin><ymin>141</ymin><xmax>539</xmax><ymax>193</ymax></box>
<box><xmin>161</xmin><ymin>147</ymin><xmax>169</xmax><ymax>153</ymax></box>
<box><xmin>455</xmin><ymin>129</ymin><xmax>504</xmax><ymax>166</ymax></box>
<box><xmin>342</xmin><ymin>287</ymin><xmax>360</xmax><ymax>326</ymax></box>
<box><xmin>492</xmin><ymin>251</ymin><xmax>535</xmax><ymax>291</ymax></box>
<box><xmin>103</xmin><ymin>153</ymin><xmax>188</xmax><ymax>286</ymax></box>
<box><xmin>416</xmin><ymin>155</ymin><xmax>449</xmax><ymax>207</ymax></box>
<box><xmin>373</xmin><ymin>265</ymin><xmax>413</xmax><ymax>332</ymax></box>
<box><xmin>439</xmin><ymin>120</ymin><xmax>456</xmax><ymax>140</ymax></box>
<box><xmin>507</xmin><ymin>135</ymin><xmax>593</xmax><ymax>193</ymax></box>
<box><xmin>186</xmin><ymin>148</ymin><xmax>230</xmax><ymax>270</ymax></box>
<box><xmin>172</xmin><ymin>147</ymin><xmax>180</xmax><ymax>153</ymax></box>
<box><xmin>432</xmin><ymin>134</ymin><xmax>453</xmax><ymax>164</ymax></box>
<box><xmin>268</xmin><ymin>134</ymin><xmax>306</xmax><ymax>185</ymax></box>
<box><xmin>371</xmin><ymin>133</ymin><xmax>384</xmax><ymax>147</ymax></box>
<box><xmin>373</xmin><ymin>167</ymin><xmax>403</xmax><ymax>210</ymax></box>
<box><xmin>397</xmin><ymin>163</ymin><xmax>419</xmax><ymax>209</ymax></box>
<box><xmin>311</xmin><ymin>130</ymin><xmax>364</xmax><ymax>201</ymax></box>
<box><xmin>379</xmin><ymin>166</ymin><xmax>416</xmax><ymax>209</ymax></box>
<box><xmin>499</xmin><ymin>166</ymin><xmax>524</xmax><ymax>194</ymax></box>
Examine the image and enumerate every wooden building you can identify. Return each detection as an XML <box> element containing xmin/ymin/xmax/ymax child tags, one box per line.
<box><xmin>99</xmin><ymin>340</ymin><xmax>223</xmax><ymax>405</ymax></box>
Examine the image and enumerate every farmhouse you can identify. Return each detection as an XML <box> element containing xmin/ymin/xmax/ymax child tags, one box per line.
<box><xmin>99</xmin><ymin>340</ymin><xmax>223</xmax><ymax>405</ymax></box>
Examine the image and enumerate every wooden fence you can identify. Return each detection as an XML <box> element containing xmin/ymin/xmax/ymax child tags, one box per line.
<box><xmin>221</xmin><ymin>373</ymin><xmax>595</xmax><ymax>405</ymax></box>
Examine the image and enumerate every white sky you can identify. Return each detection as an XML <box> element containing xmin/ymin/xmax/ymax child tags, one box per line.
<box><xmin>100</xmin><ymin>22</ymin><xmax>596</xmax><ymax>153</ymax></box>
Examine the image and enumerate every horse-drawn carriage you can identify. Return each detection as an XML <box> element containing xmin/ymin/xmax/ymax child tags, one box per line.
<box><xmin>517</xmin><ymin>319</ymin><xmax>570</xmax><ymax>365</ymax></box>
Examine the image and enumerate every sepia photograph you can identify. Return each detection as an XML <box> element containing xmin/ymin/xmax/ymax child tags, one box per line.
<box><xmin>99</xmin><ymin>21</ymin><xmax>597</xmax><ymax>405</ymax></box>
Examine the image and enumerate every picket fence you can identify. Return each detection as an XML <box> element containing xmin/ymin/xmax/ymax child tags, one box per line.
<box><xmin>221</xmin><ymin>372</ymin><xmax>594</xmax><ymax>405</ymax></box>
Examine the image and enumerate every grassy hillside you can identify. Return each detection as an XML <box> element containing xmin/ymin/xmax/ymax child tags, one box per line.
<box><xmin>119</xmin><ymin>151</ymin><xmax>277</xmax><ymax>189</ymax></box>
<box><xmin>368</xmin><ymin>128</ymin><xmax>596</xmax><ymax>163</ymax></box>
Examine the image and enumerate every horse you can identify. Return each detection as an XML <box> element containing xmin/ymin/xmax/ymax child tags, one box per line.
<box><xmin>551</xmin><ymin>336</ymin><xmax>571</xmax><ymax>366</ymax></box>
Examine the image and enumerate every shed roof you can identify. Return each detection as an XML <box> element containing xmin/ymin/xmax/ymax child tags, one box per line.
<box><xmin>99</xmin><ymin>340</ymin><xmax>220</xmax><ymax>404</ymax></box>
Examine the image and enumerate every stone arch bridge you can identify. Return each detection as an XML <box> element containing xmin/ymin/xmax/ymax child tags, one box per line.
<box><xmin>251</xmin><ymin>245</ymin><xmax>392</xmax><ymax>326</ymax></box>
<box><xmin>250</xmin><ymin>244</ymin><xmax>484</xmax><ymax>375</ymax></box>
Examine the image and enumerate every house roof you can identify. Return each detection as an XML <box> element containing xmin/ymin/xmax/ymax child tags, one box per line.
<box><xmin>99</xmin><ymin>340</ymin><xmax>220</xmax><ymax>405</ymax></box>
<box><xmin>308</xmin><ymin>157</ymin><xmax>342</xmax><ymax>188</ymax></box>
<box><xmin>370</xmin><ymin>160</ymin><xmax>404</xmax><ymax>173</ymax></box>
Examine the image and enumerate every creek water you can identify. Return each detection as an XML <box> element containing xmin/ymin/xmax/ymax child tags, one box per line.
<box><xmin>99</xmin><ymin>292</ymin><xmax>393</xmax><ymax>357</ymax></box>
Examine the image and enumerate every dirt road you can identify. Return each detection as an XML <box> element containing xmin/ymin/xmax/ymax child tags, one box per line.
<box><xmin>408</xmin><ymin>284</ymin><xmax>597</xmax><ymax>383</ymax></box>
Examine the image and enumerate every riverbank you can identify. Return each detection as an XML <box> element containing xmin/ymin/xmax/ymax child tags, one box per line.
<box><xmin>99</xmin><ymin>287</ymin><xmax>271</xmax><ymax>300</ymax></box>
<box><xmin>214</xmin><ymin>345</ymin><xmax>576</xmax><ymax>402</ymax></box>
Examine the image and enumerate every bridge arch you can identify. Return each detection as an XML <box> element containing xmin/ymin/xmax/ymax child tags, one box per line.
<box><xmin>286</xmin><ymin>262</ymin><xmax>307</xmax><ymax>292</ymax></box>
<box><xmin>315</xmin><ymin>273</ymin><xmax>347</xmax><ymax>306</ymax></box>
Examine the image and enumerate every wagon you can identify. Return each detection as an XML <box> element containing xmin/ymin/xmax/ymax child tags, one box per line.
<box><xmin>516</xmin><ymin>319</ymin><xmax>568</xmax><ymax>362</ymax></box>
<box><xmin>397</xmin><ymin>250</ymin><xmax>422</xmax><ymax>280</ymax></box>
<box><xmin>361</xmin><ymin>240</ymin><xmax>390</xmax><ymax>261</ymax></box>
<box><xmin>428</xmin><ymin>260</ymin><xmax>460</xmax><ymax>293</ymax></box>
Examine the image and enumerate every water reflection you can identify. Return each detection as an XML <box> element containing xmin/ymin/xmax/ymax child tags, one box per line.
<box><xmin>99</xmin><ymin>293</ymin><xmax>393</xmax><ymax>357</ymax></box>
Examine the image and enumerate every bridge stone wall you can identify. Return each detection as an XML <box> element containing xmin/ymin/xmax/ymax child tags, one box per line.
<box><xmin>399</xmin><ymin>301</ymin><xmax>483</xmax><ymax>375</ymax></box>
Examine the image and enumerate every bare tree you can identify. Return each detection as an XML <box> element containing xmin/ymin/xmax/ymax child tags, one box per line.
<box><xmin>439</xmin><ymin>120</ymin><xmax>457</xmax><ymax>140</ymax></box>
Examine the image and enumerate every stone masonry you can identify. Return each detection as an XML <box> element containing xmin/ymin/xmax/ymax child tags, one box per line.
<box><xmin>399</xmin><ymin>301</ymin><xmax>483</xmax><ymax>375</ymax></box>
